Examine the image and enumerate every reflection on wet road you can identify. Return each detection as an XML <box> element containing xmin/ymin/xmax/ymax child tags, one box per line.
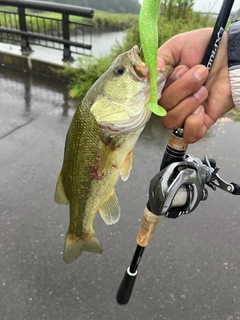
<box><xmin>0</xmin><ymin>66</ymin><xmax>240</xmax><ymax>320</ymax></box>
<box><xmin>0</xmin><ymin>67</ymin><xmax>75</xmax><ymax>138</ymax></box>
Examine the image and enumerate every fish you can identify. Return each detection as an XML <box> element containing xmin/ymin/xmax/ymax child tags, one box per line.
<box><xmin>54</xmin><ymin>46</ymin><xmax>173</xmax><ymax>264</ymax></box>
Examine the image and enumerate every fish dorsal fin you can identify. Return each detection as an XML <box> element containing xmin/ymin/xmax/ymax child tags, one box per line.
<box><xmin>120</xmin><ymin>151</ymin><xmax>133</xmax><ymax>181</ymax></box>
<box><xmin>54</xmin><ymin>171</ymin><xmax>69</xmax><ymax>205</ymax></box>
<box><xmin>99</xmin><ymin>189</ymin><xmax>120</xmax><ymax>225</ymax></box>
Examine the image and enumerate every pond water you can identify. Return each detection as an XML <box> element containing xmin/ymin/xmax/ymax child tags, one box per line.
<box><xmin>28</xmin><ymin>30</ymin><xmax>126</xmax><ymax>63</ymax></box>
<box><xmin>91</xmin><ymin>30</ymin><xmax>126</xmax><ymax>57</ymax></box>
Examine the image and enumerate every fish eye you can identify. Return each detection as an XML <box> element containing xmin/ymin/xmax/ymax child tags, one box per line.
<box><xmin>113</xmin><ymin>65</ymin><xmax>125</xmax><ymax>76</ymax></box>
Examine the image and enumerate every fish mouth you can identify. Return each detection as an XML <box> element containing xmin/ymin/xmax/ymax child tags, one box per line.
<box><xmin>128</xmin><ymin>46</ymin><xmax>148</xmax><ymax>81</ymax></box>
<box><xmin>96</xmin><ymin>47</ymin><xmax>173</xmax><ymax>135</ymax></box>
<box><xmin>100</xmin><ymin>65</ymin><xmax>173</xmax><ymax>134</ymax></box>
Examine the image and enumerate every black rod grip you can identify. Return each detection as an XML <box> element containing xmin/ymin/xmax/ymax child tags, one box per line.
<box><xmin>201</xmin><ymin>0</ymin><xmax>235</xmax><ymax>69</ymax></box>
<box><xmin>116</xmin><ymin>268</ymin><xmax>138</xmax><ymax>305</ymax></box>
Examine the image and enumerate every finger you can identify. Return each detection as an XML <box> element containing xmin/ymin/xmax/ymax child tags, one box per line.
<box><xmin>157</xmin><ymin>56</ymin><xmax>166</xmax><ymax>68</ymax></box>
<box><xmin>164</xmin><ymin>65</ymin><xmax>189</xmax><ymax>88</ymax></box>
<box><xmin>159</xmin><ymin>65</ymin><xmax>208</xmax><ymax>111</ymax></box>
<box><xmin>183</xmin><ymin>107</ymin><xmax>215</xmax><ymax>143</ymax></box>
<box><xmin>161</xmin><ymin>86</ymin><xmax>208</xmax><ymax>129</ymax></box>
<box><xmin>157</xmin><ymin>29</ymin><xmax>213</xmax><ymax>67</ymax></box>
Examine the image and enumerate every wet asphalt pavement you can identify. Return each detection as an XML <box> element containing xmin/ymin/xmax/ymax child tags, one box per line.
<box><xmin>1</xmin><ymin>66</ymin><xmax>240</xmax><ymax>320</ymax></box>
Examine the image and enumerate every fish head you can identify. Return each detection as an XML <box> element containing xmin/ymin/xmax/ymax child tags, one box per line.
<box><xmin>90</xmin><ymin>46</ymin><xmax>173</xmax><ymax>134</ymax></box>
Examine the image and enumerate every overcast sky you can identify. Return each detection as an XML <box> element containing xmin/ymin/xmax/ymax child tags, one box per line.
<box><xmin>193</xmin><ymin>0</ymin><xmax>239</xmax><ymax>13</ymax></box>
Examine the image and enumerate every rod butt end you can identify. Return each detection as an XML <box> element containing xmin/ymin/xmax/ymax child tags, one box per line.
<box><xmin>116</xmin><ymin>267</ymin><xmax>138</xmax><ymax>305</ymax></box>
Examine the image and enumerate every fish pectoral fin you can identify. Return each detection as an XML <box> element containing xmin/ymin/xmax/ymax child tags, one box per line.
<box><xmin>120</xmin><ymin>151</ymin><xmax>133</xmax><ymax>181</ymax></box>
<box><xmin>54</xmin><ymin>171</ymin><xmax>69</xmax><ymax>205</ymax></box>
<box><xmin>98</xmin><ymin>141</ymin><xmax>116</xmax><ymax>176</ymax></box>
<box><xmin>99</xmin><ymin>189</ymin><xmax>120</xmax><ymax>225</ymax></box>
<box><xmin>63</xmin><ymin>231</ymin><xmax>103</xmax><ymax>264</ymax></box>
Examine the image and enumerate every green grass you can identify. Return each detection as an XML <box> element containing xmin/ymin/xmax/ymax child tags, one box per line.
<box><xmin>0</xmin><ymin>8</ymin><xmax>137</xmax><ymax>33</ymax></box>
<box><xmin>90</xmin><ymin>11</ymin><xmax>138</xmax><ymax>31</ymax></box>
<box><xmin>227</xmin><ymin>108</ymin><xmax>240</xmax><ymax>121</ymax></box>
<box><xmin>59</xmin><ymin>10</ymin><xmax>216</xmax><ymax>100</ymax></box>
<box><xmin>0</xmin><ymin>5</ymin><xmax>221</xmax><ymax>104</ymax></box>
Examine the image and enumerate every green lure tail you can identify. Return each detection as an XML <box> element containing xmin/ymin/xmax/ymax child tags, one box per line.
<box><xmin>139</xmin><ymin>0</ymin><xmax>166</xmax><ymax>116</ymax></box>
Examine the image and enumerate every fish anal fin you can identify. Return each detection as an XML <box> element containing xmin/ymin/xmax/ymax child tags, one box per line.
<box><xmin>99</xmin><ymin>189</ymin><xmax>120</xmax><ymax>225</ymax></box>
<box><xmin>63</xmin><ymin>231</ymin><xmax>103</xmax><ymax>264</ymax></box>
<box><xmin>54</xmin><ymin>171</ymin><xmax>69</xmax><ymax>205</ymax></box>
<box><xmin>120</xmin><ymin>151</ymin><xmax>133</xmax><ymax>181</ymax></box>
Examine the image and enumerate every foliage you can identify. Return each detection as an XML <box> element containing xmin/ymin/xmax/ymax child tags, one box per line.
<box><xmin>227</xmin><ymin>108</ymin><xmax>240</xmax><ymax>121</ymax></box>
<box><xmin>22</xmin><ymin>0</ymin><xmax>214</xmax><ymax>100</ymax></box>
<box><xmin>90</xmin><ymin>11</ymin><xmax>138</xmax><ymax>32</ymax></box>
<box><xmin>39</xmin><ymin>0</ymin><xmax>141</xmax><ymax>14</ymax></box>
<box><xmin>0</xmin><ymin>8</ymin><xmax>137</xmax><ymax>34</ymax></box>
<box><xmin>160</xmin><ymin>0</ymin><xmax>194</xmax><ymax>20</ymax></box>
<box><xmin>25</xmin><ymin>12</ymin><xmax>62</xmax><ymax>33</ymax></box>
<box><xmin>60</xmin><ymin>5</ymin><xmax>215</xmax><ymax>100</ymax></box>
<box><xmin>56</xmin><ymin>52</ymin><xmax>118</xmax><ymax>100</ymax></box>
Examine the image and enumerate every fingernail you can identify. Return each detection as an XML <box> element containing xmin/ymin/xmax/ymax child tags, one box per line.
<box><xmin>170</xmin><ymin>67</ymin><xmax>188</xmax><ymax>81</ymax></box>
<box><xmin>192</xmin><ymin>105</ymin><xmax>203</xmax><ymax>115</ymax></box>
<box><xmin>193</xmin><ymin>86</ymin><xmax>206</xmax><ymax>100</ymax></box>
<box><xmin>194</xmin><ymin>66</ymin><xmax>207</xmax><ymax>81</ymax></box>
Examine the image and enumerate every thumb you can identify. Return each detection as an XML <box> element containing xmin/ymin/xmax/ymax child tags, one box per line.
<box><xmin>157</xmin><ymin>36</ymin><xmax>180</xmax><ymax>68</ymax></box>
<box><xmin>157</xmin><ymin>56</ymin><xmax>167</xmax><ymax>68</ymax></box>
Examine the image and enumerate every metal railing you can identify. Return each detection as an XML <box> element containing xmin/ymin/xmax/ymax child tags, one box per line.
<box><xmin>0</xmin><ymin>0</ymin><xmax>94</xmax><ymax>61</ymax></box>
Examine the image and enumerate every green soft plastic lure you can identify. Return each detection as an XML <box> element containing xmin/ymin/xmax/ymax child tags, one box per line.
<box><xmin>139</xmin><ymin>0</ymin><xmax>166</xmax><ymax>116</ymax></box>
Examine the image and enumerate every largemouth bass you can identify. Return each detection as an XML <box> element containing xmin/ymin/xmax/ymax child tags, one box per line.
<box><xmin>55</xmin><ymin>46</ymin><xmax>172</xmax><ymax>264</ymax></box>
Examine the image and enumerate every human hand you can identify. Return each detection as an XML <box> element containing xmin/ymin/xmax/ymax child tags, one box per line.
<box><xmin>157</xmin><ymin>28</ymin><xmax>235</xmax><ymax>143</ymax></box>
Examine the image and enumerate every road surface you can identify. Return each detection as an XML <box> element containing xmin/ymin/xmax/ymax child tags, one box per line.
<box><xmin>1</xmin><ymin>66</ymin><xmax>240</xmax><ymax>320</ymax></box>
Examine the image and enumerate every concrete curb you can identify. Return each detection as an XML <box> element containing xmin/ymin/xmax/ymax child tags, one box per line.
<box><xmin>0</xmin><ymin>43</ymin><xmax>73</xmax><ymax>80</ymax></box>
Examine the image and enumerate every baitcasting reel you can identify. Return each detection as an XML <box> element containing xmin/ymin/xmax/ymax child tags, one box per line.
<box><xmin>149</xmin><ymin>154</ymin><xmax>240</xmax><ymax>219</ymax></box>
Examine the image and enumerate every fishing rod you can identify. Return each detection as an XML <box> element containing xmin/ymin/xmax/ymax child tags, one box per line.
<box><xmin>116</xmin><ymin>0</ymin><xmax>236</xmax><ymax>305</ymax></box>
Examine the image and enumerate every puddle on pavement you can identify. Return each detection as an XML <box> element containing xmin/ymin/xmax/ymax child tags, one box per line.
<box><xmin>0</xmin><ymin>66</ymin><xmax>75</xmax><ymax>138</ymax></box>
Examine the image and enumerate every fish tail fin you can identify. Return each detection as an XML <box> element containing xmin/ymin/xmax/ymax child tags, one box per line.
<box><xmin>63</xmin><ymin>231</ymin><xmax>103</xmax><ymax>264</ymax></box>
